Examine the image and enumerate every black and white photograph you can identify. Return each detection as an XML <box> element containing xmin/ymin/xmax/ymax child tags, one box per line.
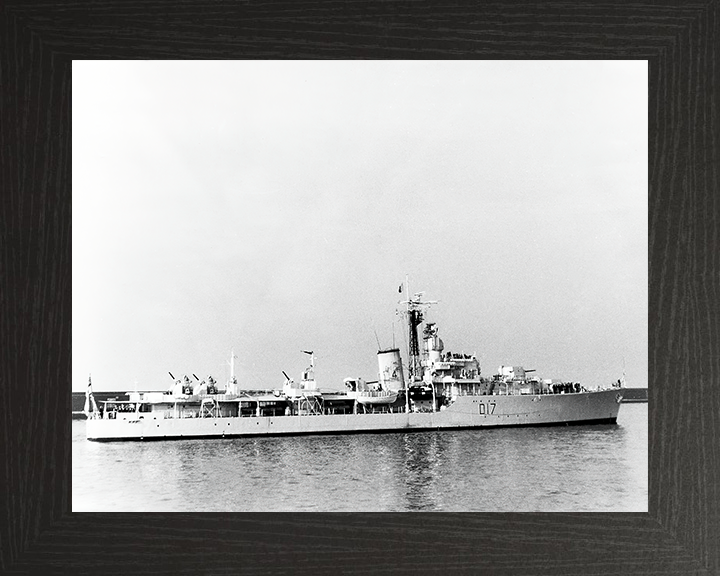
<box><xmin>72</xmin><ymin>60</ymin><xmax>647</xmax><ymax>512</ymax></box>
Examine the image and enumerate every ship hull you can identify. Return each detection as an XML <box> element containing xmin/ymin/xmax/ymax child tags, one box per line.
<box><xmin>86</xmin><ymin>389</ymin><xmax>622</xmax><ymax>442</ymax></box>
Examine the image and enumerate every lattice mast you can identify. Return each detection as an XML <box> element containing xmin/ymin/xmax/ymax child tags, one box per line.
<box><xmin>399</xmin><ymin>276</ymin><xmax>437</xmax><ymax>384</ymax></box>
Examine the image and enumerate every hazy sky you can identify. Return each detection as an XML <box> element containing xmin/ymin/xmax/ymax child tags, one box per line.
<box><xmin>73</xmin><ymin>61</ymin><xmax>647</xmax><ymax>392</ymax></box>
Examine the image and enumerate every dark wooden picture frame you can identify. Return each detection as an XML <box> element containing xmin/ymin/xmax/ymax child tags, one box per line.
<box><xmin>2</xmin><ymin>2</ymin><xmax>717</xmax><ymax>574</ymax></box>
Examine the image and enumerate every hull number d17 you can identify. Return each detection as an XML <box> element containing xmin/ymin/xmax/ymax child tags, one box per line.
<box><xmin>478</xmin><ymin>402</ymin><xmax>497</xmax><ymax>415</ymax></box>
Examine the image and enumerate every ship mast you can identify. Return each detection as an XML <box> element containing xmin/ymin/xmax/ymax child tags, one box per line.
<box><xmin>227</xmin><ymin>348</ymin><xmax>238</xmax><ymax>381</ymax></box>
<box><xmin>399</xmin><ymin>276</ymin><xmax>436</xmax><ymax>384</ymax></box>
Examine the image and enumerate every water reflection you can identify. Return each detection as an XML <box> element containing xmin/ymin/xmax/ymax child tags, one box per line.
<box><xmin>72</xmin><ymin>404</ymin><xmax>647</xmax><ymax>512</ymax></box>
<box><xmin>399</xmin><ymin>433</ymin><xmax>442</xmax><ymax>511</ymax></box>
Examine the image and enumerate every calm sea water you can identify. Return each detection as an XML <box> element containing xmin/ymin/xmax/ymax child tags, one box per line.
<box><xmin>72</xmin><ymin>403</ymin><xmax>647</xmax><ymax>512</ymax></box>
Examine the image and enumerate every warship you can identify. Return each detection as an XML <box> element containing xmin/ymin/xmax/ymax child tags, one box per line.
<box><xmin>85</xmin><ymin>287</ymin><xmax>623</xmax><ymax>441</ymax></box>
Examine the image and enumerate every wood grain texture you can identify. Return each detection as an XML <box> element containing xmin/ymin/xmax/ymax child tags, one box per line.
<box><xmin>1</xmin><ymin>1</ymin><xmax>717</xmax><ymax>574</ymax></box>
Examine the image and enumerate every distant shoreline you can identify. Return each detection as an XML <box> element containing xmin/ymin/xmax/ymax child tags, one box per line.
<box><xmin>619</xmin><ymin>387</ymin><xmax>648</xmax><ymax>403</ymax></box>
<box><xmin>71</xmin><ymin>387</ymin><xmax>648</xmax><ymax>419</ymax></box>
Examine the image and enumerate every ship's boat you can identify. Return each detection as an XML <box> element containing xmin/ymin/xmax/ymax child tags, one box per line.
<box><xmin>343</xmin><ymin>378</ymin><xmax>399</xmax><ymax>405</ymax></box>
<box><xmin>85</xmin><ymin>286</ymin><xmax>624</xmax><ymax>441</ymax></box>
<box><xmin>355</xmin><ymin>390</ymin><xmax>399</xmax><ymax>406</ymax></box>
